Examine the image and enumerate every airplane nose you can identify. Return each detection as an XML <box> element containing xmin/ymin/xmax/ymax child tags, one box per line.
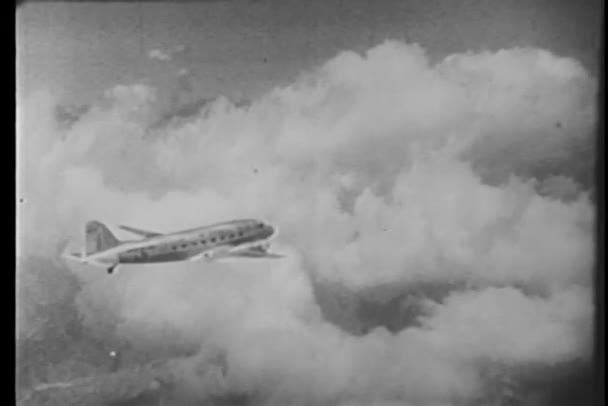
<box><xmin>264</xmin><ymin>224</ymin><xmax>276</xmax><ymax>238</ymax></box>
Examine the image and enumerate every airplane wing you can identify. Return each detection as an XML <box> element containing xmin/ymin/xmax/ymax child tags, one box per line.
<box><xmin>189</xmin><ymin>246</ymin><xmax>283</xmax><ymax>262</ymax></box>
<box><xmin>227</xmin><ymin>245</ymin><xmax>283</xmax><ymax>259</ymax></box>
<box><xmin>189</xmin><ymin>246</ymin><xmax>232</xmax><ymax>262</ymax></box>
<box><xmin>189</xmin><ymin>252</ymin><xmax>210</xmax><ymax>262</ymax></box>
<box><xmin>118</xmin><ymin>225</ymin><xmax>163</xmax><ymax>238</ymax></box>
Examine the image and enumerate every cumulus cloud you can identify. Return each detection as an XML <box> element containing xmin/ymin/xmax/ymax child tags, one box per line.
<box><xmin>539</xmin><ymin>175</ymin><xmax>584</xmax><ymax>200</ymax></box>
<box><xmin>17</xmin><ymin>41</ymin><xmax>597</xmax><ymax>405</ymax></box>
<box><xmin>419</xmin><ymin>285</ymin><xmax>593</xmax><ymax>364</ymax></box>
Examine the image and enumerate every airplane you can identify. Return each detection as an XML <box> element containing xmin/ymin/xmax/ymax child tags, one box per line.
<box><xmin>62</xmin><ymin>219</ymin><xmax>282</xmax><ymax>274</ymax></box>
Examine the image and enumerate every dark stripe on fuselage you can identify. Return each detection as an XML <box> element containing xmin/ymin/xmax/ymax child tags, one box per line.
<box><xmin>123</xmin><ymin>251</ymin><xmax>191</xmax><ymax>263</ymax></box>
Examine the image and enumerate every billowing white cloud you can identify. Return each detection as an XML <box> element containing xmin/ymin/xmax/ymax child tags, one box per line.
<box><xmin>419</xmin><ymin>285</ymin><xmax>593</xmax><ymax>364</ymax></box>
<box><xmin>17</xmin><ymin>41</ymin><xmax>597</xmax><ymax>405</ymax></box>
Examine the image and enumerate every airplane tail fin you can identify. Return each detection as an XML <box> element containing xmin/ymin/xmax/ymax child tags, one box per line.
<box><xmin>86</xmin><ymin>221</ymin><xmax>121</xmax><ymax>255</ymax></box>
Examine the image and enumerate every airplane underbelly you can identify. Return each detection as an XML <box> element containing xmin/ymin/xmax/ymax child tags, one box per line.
<box><xmin>119</xmin><ymin>251</ymin><xmax>191</xmax><ymax>264</ymax></box>
<box><xmin>145</xmin><ymin>252</ymin><xmax>192</xmax><ymax>263</ymax></box>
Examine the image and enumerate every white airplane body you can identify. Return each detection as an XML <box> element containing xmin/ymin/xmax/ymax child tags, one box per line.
<box><xmin>63</xmin><ymin>219</ymin><xmax>282</xmax><ymax>274</ymax></box>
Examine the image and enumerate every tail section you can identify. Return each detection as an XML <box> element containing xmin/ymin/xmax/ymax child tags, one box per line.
<box><xmin>86</xmin><ymin>221</ymin><xmax>121</xmax><ymax>255</ymax></box>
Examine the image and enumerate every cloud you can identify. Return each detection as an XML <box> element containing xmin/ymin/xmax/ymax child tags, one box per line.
<box><xmin>539</xmin><ymin>175</ymin><xmax>584</xmax><ymax>200</ymax></box>
<box><xmin>148</xmin><ymin>44</ymin><xmax>188</xmax><ymax>62</ymax></box>
<box><xmin>148</xmin><ymin>48</ymin><xmax>172</xmax><ymax>61</ymax></box>
<box><xmin>419</xmin><ymin>285</ymin><xmax>593</xmax><ymax>364</ymax></box>
<box><xmin>17</xmin><ymin>40</ymin><xmax>597</xmax><ymax>405</ymax></box>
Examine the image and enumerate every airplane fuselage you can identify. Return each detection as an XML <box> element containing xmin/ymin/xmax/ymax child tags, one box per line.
<box><xmin>81</xmin><ymin>219</ymin><xmax>277</xmax><ymax>268</ymax></box>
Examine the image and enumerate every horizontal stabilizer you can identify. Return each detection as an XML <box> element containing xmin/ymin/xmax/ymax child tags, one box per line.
<box><xmin>62</xmin><ymin>253</ymin><xmax>110</xmax><ymax>268</ymax></box>
<box><xmin>62</xmin><ymin>252</ymin><xmax>86</xmax><ymax>263</ymax></box>
<box><xmin>119</xmin><ymin>225</ymin><xmax>163</xmax><ymax>238</ymax></box>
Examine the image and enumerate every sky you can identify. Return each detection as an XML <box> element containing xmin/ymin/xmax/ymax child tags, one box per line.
<box><xmin>17</xmin><ymin>0</ymin><xmax>602</xmax><ymax>106</ymax></box>
<box><xmin>16</xmin><ymin>1</ymin><xmax>602</xmax><ymax>405</ymax></box>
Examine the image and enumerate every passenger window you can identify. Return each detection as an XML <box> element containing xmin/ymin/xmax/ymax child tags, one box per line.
<box><xmin>201</xmin><ymin>240</ymin><xmax>206</xmax><ymax>244</ymax></box>
<box><xmin>211</xmin><ymin>238</ymin><xmax>216</xmax><ymax>243</ymax></box>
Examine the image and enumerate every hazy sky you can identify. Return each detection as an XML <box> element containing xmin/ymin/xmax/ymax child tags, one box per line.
<box><xmin>17</xmin><ymin>0</ymin><xmax>602</xmax><ymax>106</ymax></box>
